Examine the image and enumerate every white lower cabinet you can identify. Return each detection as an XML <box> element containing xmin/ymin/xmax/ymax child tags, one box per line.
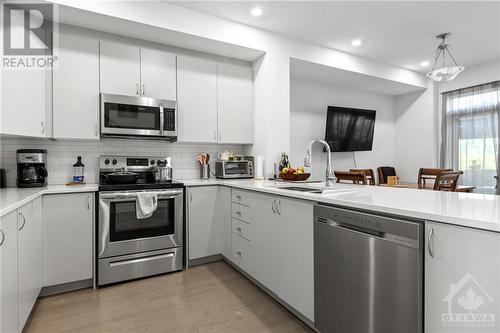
<box><xmin>229</xmin><ymin>189</ymin><xmax>314</xmax><ymax>321</ymax></box>
<box><xmin>0</xmin><ymin>200</ymin><xmax>42</xmax><ymax>333</ymax></box>
<box><xmin>425</xmin><ymin>222</ymin><xmax>500</xmax><ymax>333</ymax></box>
<box><xmin>187</xmin><ymin>186</ymin><xmax>230</xmax><ymax>260</ymax></box>
<box><xmin>0</xmin><ymin>210</ymin><xmax>19</xmax><ymax>333</ymax></box>
<box><xmin>18</xmin><ymin>199</ymin><xmax>42</xmax><ymax>330</ymax></box>
<box><xmin>42</xmin><ymin>193</ymin><xmax>93</xmax><ymax>287</ymax></box>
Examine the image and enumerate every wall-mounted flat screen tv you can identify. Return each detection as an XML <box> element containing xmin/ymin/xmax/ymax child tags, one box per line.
<box><xmin>324</xmin><ymin>106</ymin><xmax>376</xmax><ymax>152</ymax></box>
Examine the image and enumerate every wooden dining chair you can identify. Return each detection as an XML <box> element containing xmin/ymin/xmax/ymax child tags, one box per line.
<box><xmin>377</xmin><ymin>166</ymin><xmax>396</xmax><ymax>184</ymax></box>
<box><xmin>433</xmin><ymin>171</ymin><xmax>463</xmax><ymax>191</ymax></box>
<box><xmin>418</xmin><ymin>168</ymin><xmax>452</xmax><ymax>189</ymax></box>
<box><xmin>350</xmin><ymin>169</ymin><xmax>376</xmax><ymax>185</ymax></box>
<box><xmin>334</xmin><ymin>171</ymin><xmax>367</xmax><ymax>185</ymax></box>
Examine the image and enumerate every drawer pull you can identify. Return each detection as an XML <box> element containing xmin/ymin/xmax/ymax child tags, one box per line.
<box><xmin>236</xmin><ymin>226</ymin><xmax>242</xmax><ymax>232</ymax></box>
<box><xmin>236</xmin><ymin>251</ymin><xmax>242</xmax><ymax>255</ymax></box>
<box><xmin>109</xmin><ymin>252</ymin><xmax>175</xmax><ymax>267</ymax></box>
<box><xmin>236</xmin><ymin>211</ymin><xmax>241</xmax><ymax>216</ymax></box>
<box><xmin>236</xmin><ymin>194</ymin><xmax>241</xmax><ymax>200</ymax></box>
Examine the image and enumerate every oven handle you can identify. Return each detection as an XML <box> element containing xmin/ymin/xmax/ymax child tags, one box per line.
<box><xmin>109</xmin><ymin>252</ymin><xmax>175</xmax><ymax>267</ymax></box>
<box><xmin>100</xmin><ymin>190</ymin><xmax>183</xmax><ymax>200</ymax></box>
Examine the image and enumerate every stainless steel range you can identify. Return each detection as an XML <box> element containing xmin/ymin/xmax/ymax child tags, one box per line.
<box><xmin>97</xmin><ymin>155</ymin><xmax>183</xmax><ymax>286</ymax></box>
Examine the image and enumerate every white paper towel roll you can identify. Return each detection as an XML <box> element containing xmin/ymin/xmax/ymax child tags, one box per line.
<box><xmin>254</xmin><ymin>156</ymin><xmax>264</xmax><ymax>179</ymax></box>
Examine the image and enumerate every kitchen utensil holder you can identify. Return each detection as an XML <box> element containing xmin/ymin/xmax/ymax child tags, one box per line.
<box><xmin>201</xmin><ymin>164</ymin><xmax>210</xmax><ymax>179</ymax></box>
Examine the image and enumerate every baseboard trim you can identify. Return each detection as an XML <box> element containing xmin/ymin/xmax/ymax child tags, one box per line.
<box><xmin>39</xmin><ymin>279</ymin><xmax>93</xmax><ymax>297</ymax></box>
<box><xmin>188</xmin><ymin>254</ymin><xmax>224</xmax><ymax>267</ymax></box>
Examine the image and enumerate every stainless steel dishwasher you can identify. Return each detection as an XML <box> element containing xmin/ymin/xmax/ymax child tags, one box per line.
<box><xmin>314</xmin><ymin>204</ymin><xmax>423</xmax><ymax>333</ymax></box>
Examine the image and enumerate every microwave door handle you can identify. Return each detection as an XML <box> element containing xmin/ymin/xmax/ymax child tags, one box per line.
<box><xmin>159</xmin><ymin>105</ymin><xmax>164</xmax><ymax>136</ymax></box>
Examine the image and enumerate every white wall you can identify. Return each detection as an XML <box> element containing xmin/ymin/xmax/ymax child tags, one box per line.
<box><xmin>394</xmin><ymin>80</ymin><xmax>438</xmax><ymax>182</ymax></box>
<box><xmin>290</xmin><ymin>77</ymin><xmax>396</xmax><ymax>181</ymax></box>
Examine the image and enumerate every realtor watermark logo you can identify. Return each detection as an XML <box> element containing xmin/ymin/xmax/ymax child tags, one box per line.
<box><xmin>441</xmin><ymin>273</ymin><xmax>495</xmax><ymax>329</ymax></box>
<box><xmin>1</xmin><ymin>1</ymin><xmax>58</xmax><ymax>69</ymax></box>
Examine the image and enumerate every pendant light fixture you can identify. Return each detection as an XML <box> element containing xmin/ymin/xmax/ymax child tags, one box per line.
<box><xmin>426</xmin><ymin>33</ymin><xmax>465</xmax><ymax>82</ymax></box>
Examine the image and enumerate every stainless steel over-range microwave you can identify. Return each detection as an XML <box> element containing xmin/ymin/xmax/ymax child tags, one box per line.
<box><xmin>100</xmin><ymin>94</ymin><xmax>177</xmax><ymax>140</ymax></box>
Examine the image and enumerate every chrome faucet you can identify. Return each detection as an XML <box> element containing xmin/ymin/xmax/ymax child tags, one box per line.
<box><xmin>304</xmin><ymin>139</ymin><xmax>336</xmax><ymax>186</ymax></box>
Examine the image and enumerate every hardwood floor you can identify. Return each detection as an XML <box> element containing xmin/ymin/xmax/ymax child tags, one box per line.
<box><xmin>26</xmin><ymin>261</ymin><xmax>314</xmax><ymax>333</ymax></box>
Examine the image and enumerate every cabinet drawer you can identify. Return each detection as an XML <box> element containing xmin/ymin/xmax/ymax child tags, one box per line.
<box><xmin>232</xmin><ymin>189</ymin><xmax>252</xmax><ymax>206</ymax></box>
<box><xmin>232</xmin><ymin>203</ymin><xmax>251</xmax><ymax>222</ymax></box>
<box><xmin>232</xmin><ymin>218</ymin><xmax>251</xmax><ymax>240</ymax></box>
<box><xmin>231</xmin><ymin>233</ymin><xmax>251</xmax><ymax>268</ymax></box>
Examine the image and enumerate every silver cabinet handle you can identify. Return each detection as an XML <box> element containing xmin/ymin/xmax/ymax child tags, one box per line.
<box><xmin>87</xmin><ymin>195</ymin><xmax>91</xmax><ymax>210</ymax></box>
<box><xmin>136</xmin><ymin>83</ymin><xmax>139</xmax><ymax>95</ymax></box>
<box><xmin>94</xmin><ymin>124</ymin><xmax>98</xmax><ymax>137</ymax></box>
<box><xmin>236</xmin><ymin>226</ymin><xmax>242</xmax><ymax>232</ymax></box>
<box><xmin>271</xmin><ymin>198</ymin><xmax>277</xmax><ymax>214</ymax></box>
<box><xmin>276</xmin><ymin>198</ymin><xmax>281</xmax><ymax>215</ymax></box>
<box><xmin>428</xmin><ymin>228</ymin><xmax>434</xmax><ymax>258</ymax></box>
<box><xmin>142</xmin><ymin>83</ymin><xmax>145</xmax><ymax>95</ymax></box>
<box><xmin>0</xmin><ymin>229</ymin><xmax>4</xmax><ymax>246</ymax></box>
<box><xmin>236</xmin><ymin>194</ymin><xmax>241</xmax><ymax>200</ymax></box>
<box><xmin>236</xmin><ymin>211</ymin><xmax>241</xmax><ymax>216</ymax></box>
<box><xmin>18</xmin><ymin>212</ymin><xmax>26</xmax><ymax>231</ymax></box>
<box><xmin>218</xmin><ymin>131</ymin><xmax>222</xmax><ymax>142</ymax></box>
<box><xmin>213</xmin><ymin>131</ymin><xmax>217</xmax><ymax>141</ymax></box>
<box><xmin>236</xmin><ymin>251</ymin><xmax>242</xmax><ymax>255</ymax></box>
<box><xmin>41</xmin><ymin>121</ymin><xmax>45</xmax><ymax>135</ymax></box>
<box><xmin>189</xmin><ymin>190</ymin><xmax>192</xmax><ymax>202</ymax></box>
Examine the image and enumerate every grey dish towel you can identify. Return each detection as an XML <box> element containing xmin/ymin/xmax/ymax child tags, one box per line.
<box><xmin>136</xmin><ymin>192</ymin><xmax>158</xmax><ymax>219</ymax></box>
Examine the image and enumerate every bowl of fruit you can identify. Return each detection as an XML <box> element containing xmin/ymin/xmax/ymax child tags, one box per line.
<box><xmin>279</xmin><ymin>167</ymin><xmax>310</xmax><ymax>181</ymax></box>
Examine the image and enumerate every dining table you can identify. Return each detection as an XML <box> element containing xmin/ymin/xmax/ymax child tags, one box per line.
<box><xmin>379</xmin><ymin>181</ymin><xmax>476</xmax><ymax>193</ymax></box>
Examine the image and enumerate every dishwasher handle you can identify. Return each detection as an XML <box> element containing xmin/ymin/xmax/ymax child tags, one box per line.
<box><xmin>318</xmin><ymin>217</ymin><xmax>383</xmax><ymax>237</ymax></box>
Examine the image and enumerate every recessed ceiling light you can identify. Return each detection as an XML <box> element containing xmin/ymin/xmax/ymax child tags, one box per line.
<box><xmin>251</xmin><ymin>7</ymin><xmax>263</xmax><ymax>17</ymax></box>
<box><xmin>420</xmin><ymin>60</ymin><xmax>430</xmax><ymax>67</ymax></box>
<box><xmin>351</xmin><ymin>39</ymin><xmax>362</xmax><ymax>47</ymax></box>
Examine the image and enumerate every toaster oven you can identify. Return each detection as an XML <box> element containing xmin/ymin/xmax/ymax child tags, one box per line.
<box><xmin>215</xmin><ymin>160</ymin><xmax>254</xmax><ymax>179</ymax></box>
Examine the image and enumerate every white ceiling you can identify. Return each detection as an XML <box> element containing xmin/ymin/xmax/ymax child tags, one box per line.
<box><xmin>170</xmin><ymin>1</ymin><xmax>500</xmax><ymax>72</ymax></box>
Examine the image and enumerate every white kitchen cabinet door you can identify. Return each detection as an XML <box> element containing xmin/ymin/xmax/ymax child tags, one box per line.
<box><xmin>425</xmin><ymin>222</ymin><xmax>500</xmax><ymax>333</ymax></box>
<box><xmin>177</xmin><ymin>56</ymin><xmax>218</xmax><ymax>143</ymax></box>
<box><xmin>243</xmin><ymin>192</ymin><xmax>280</xmax><ymax>294</ymax></box>
<box><xmin>217</xmin><ymin>63</ymin><xmax>253</xmax><ymax>144</ymax></box>
<box><xmin>1</xmin><ymin>68</ymin><xmax>47</xmax><ymax>137</ymax></box>
<box><xmin>53</xmin><ymin>33</ymin><xmax>100</xmax><ymax>139</ymax></box>
<box><xmin>188</xmin><ymin>187</ymin><xmax>224</xmax><ymax>260</ymax></box>
<box><xmin>42</xmin><ymin>193</ymin><xmax>93</xmax><ymax>287</ymax></box>
<box><xmin>100</xmin><ymin>41</ymin><xmax>141</xmax><ymax>96</ymax></box>
<box><xmin>140</xmin><ymin>48</ymin><xmax>176</xmax><ymax>100</ymax></box>
<box><xmin>0</xmin><ymin>210</ymin><xmax>19</xmax><ymax>333</ymax></box>
<box><xmin>277</xmin><ymin>197</ymin><xmax>314</xmax><ymax>321</ymax></box>
<box><xmin>17</xmin><ymin>200</ymin><xmax>40</xmax><ymax>332</ymax></box>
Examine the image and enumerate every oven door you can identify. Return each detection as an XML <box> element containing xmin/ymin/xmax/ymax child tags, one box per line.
<box><xmin>101</xmin><ymin>94</ymin><xmax>164</xmax><ymax>137</ymax></box>
<box><xmin>98</xmin><ymin>189</ymin><xmax>183</xmax><ymax>258</ymax></box>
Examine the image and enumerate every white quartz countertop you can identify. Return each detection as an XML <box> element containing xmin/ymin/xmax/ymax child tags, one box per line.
<box><xmin>0</xmin><ymin>184</ymin><xmax>98</xmax><ymax>217</ymax></box>
<box><xmin>181</xmin><ymin>179</ymin><xmax>500</xmax><ymax>233</ymax></box>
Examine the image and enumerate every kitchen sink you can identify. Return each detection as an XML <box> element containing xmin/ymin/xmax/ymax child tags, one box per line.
<box><xmin>278</xmin><ymin>186</ymin><xmax>324</xmax><ymax>193</ymax></box>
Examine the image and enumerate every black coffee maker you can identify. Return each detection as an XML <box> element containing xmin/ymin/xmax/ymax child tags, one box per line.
<box><xmin>17</xmin><ymin>149</ymin><xmax>48</xmax><ymax>188</ymax></box>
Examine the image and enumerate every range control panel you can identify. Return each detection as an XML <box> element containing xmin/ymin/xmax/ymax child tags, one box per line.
<box><xmin>99</xmin><ymin>156</ymin><xmax>171</xmax><ymax>171</ymax></box>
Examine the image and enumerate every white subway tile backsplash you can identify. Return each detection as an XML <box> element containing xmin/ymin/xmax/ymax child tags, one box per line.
<box><xmin>0</xmin><ymin>138</ymin><xmax>243</xmax><ymax>186</ymax></box>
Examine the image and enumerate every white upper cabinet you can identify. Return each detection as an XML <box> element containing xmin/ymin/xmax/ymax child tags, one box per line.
<box><xmin>1</xmin><ymin>68</ymin><xmax>48</xmax><ymax>137</ymax></box>
<box><xmin>99</xmin><ymin>42</ymin><xmax>141</xmax><ymax>96</ymax></box>
<box><xmin>425</xmin><ymin>222</ymin><xmax>500</xmax><ymax>333</ymax></box>
<box><xmin>140</xmin><ymin>48</ymin><xmax>176</xmax><ymax>100</ymax></box>
<box><xmin>217</xmin><ymin>63</ymin><xmax>253</xmax><ymax>144</ymax></box>
<box><xmin>53</xmin><ymin>32</ymin><xmax>100</xmax><ymax>139</ymax></box>
<box><xmin>177</xmin><ymin>56</ymin><xmax>218</xmax><ymax>143</ymax></box>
